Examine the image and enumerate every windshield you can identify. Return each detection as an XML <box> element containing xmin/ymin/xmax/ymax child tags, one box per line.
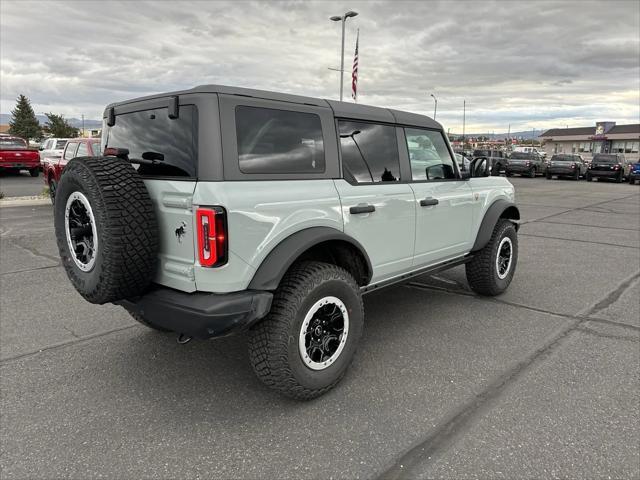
<box><xmin>0</xmin><ymin>138</ymin><xmax>27</xmax><ymax>150</ymax></box>
<box><xmin>551</xmin><ymin>155</ymin><xmax>575</xmax><ymax>162</ymax></box>
<box><xmin>593</xmin><ymin>154</ymin><xmax>618</xmax><ymax>164</ymax></box>
<box><xmin>510</xmin><ymin>152</ymin><xmax>533</xmax><ymax>159</ymax></box>
<box><xmin>105</xmin><ymin>105</ymin><xmax>198</xmax><ymax>177</ymax></box>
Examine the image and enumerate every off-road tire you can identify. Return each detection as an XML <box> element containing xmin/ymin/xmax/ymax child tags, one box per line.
<box><xmin>29</xmin><ymin>168</ymin><xmax>39</xmax><ymax>177</ymax></box>
<box><xmin>248</xmin><ymin>261</ymin><xmax>364</xmax><ymax>400</ymax></box>
<box><xmin>125</xmin><ymin>308</ymin><xmax>171</xmax><ymax>332</ymax></box>
<box><xmin>48</xmin><ymin>178</ymin><xmax>57</xmax><ymax>205</ymax></box>
<box><xmin>466</xmin><ymin>219</ymin><xmax>518</xmax><ymax>296</ymax></box>
<box><xmin>54</xmin><ymin>156</ymin><xmax>158</xmax><ymax>304</ymax></box>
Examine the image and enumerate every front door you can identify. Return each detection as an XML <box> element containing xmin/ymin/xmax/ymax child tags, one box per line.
<box><xmin>402</xmin><ymin>127</ymin><xmax>473</xmax><ymax>267</ymax></box>
<box><xmin>334</xmin><ymin>119</ymin><xmax>415</xmax><ymax>282</ymax></box>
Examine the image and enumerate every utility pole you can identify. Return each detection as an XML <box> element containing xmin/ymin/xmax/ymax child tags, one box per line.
<box><xmin>532</xmin><ymin>127</ymin><xmax>535</xmax><ymax>147</ymax></box>
<box><xmin>462</xmin><ymin>100</ymin><xmax>466</xmax><ymax>146</ymax></box>
<box><xmin>430</xmin><ymin>93</ymin><xmax>437</xmax><ymax>120</ymax></box>
<box><xmin>81</xmin><ymin>114</ymin><xmax>85</xmax><ymax>138</ymax></box>
<box><xmin>330</xmin><ymin>11</ymin><xmax>358</xmax><ymax>101</ymax></box>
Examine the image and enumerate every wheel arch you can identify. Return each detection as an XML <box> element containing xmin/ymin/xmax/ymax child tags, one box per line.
<box><xmin>247</xmin><ymin>227</ymin><xmax>373</xmax><ymax>291</ymax></box>
<box><xmin>471</xmin><ymin>200</ymin><xmax>520</xmax><ymax>252</ymax></box>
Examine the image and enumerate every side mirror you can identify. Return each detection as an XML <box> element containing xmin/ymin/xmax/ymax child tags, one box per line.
<box><xmin>469</xmin><ymin>157</ymin><xmax>490</xmax><ymax>178</ymax></box>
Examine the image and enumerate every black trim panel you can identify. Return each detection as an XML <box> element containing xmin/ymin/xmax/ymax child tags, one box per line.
<box><xmin>248</xmin><ymin>227</ymin><xmax>373</xmax><ymax>290</ymax></box>
<box><xmin>471</xmin><ymin>200</ymin><xmax>520</xmax><ymax>252</ymax></box>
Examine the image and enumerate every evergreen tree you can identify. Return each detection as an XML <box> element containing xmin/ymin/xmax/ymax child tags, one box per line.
<box><xmin>8</xmin><ymin>94</ymin><xmax>42</xmax><ymax>140</ymax></box>
<box><xmin>44</xmin><ymin>113</ymin><xmax>79</xmax><ymax>138</ymax></box>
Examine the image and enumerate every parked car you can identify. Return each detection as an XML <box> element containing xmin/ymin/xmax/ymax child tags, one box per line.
<box><xmin>52</xmin><ymin>85</ymin><xmax>520</xmax><ymax>400</ymax></box>
<box><xmin>39</xmin><ymin>138</ymin><xmax>69</xmax><ymax>164</ymax></box>
<box><xmin>512</xmin><ymin>146</ymin><xmax>546</xmax><ymax>158</ymax></box>
<box><xmin>628</xmin><ymin>162</ymin><xmax>640</xmax><ymax>185</ymax></box>
<box><xmin>506</xmin><ymin>151</ymin><xmax>547</xmax><ymax>177</ymax></box>
<box><xmin>586</xmin><ymin>153</ymin><xmax>628</xmax><ymax>183</ymax></box>
<box><xmin>43</xmin><ymin>138</ymin><xmax>101</xmax><ymax>203</ymax></box>
<box><xmin>545</xmin><ymin>154</ymin><xmax>587</xmax><ymax>180</ymax></box>
<box><xmin>0</xmin><ymin>135</ymin><xmax>40</xmax><ymax>176</ymax></box>
<box><xmin>472</xmin><ymin>149</ymin><xmax>507</xmax><ymax>176</ymax></box>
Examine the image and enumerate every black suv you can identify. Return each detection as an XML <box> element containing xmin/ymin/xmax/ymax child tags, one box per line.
<box><xmin>587</xmin><ymin>154</ymin><xmax>627</xmax><ymax>183</ymax></box>
<box><xmin>472</xmin><ymin>149</ymin><xmax>507</xmax><ymax>176</ymax></box>
<box><xmin>546</xmin><ymin>154</ymin><xmax>587</xmax><ymax>180</ymax></box>
<box><xmin>506</xmin><ymin>152</ymin><xmax>547</xmax><ymax>178</ymax></box>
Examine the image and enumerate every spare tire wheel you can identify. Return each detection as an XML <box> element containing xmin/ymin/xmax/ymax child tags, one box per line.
<box><xmin>54</xmin><ymin>156</ymin><xmax>159</xmax><ymax>304</ymax></box>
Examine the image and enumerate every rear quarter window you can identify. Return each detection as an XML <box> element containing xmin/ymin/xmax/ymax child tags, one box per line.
<box><xmin>105</xmin><ymin>105</ymin><xmax>198</xmax><ymax>177</ymax></box>
<box><xmin>235</xmin><ymin>106</ymin><xmax>325</xmax><ymax>174</ymax></box>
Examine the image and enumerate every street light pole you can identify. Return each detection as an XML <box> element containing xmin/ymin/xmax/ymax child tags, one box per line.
<box><xmin>330</xmin><ymin>11</ymin><xmax>358</xmax><ymax>101</ymax></box>
<box><xmin>462</xmin><ymin>99</ymin><xmax>466</xmax><ymax>145</ymax></box>
<box><xmin>430</xmin><ymin>93</ymin><xmax>437</xmax><ymax>120</ymax></box>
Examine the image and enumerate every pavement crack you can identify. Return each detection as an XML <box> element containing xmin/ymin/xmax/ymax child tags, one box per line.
<box><xmin>6</xmin><ymin>238</ymin><xmax>60</xmax><ymax>264</ymax></box>
<box><xmin>377</xmin><ymin>319</ymin><xmax>581</xmax><ymax>480</ymax></box>
<box><xmin>518</xmin><ymin>232</ymin><xmax>638</xmax><ymax>250</ymax></box>
<box><xmin>575</xmin><ymin>326</ymin><xmax>639</xmax><ymax>343</ymax></box>
<box><xmin>579</xmin><ymin>271</ymin><xmax>640</xmax><ymax>317</ymax></box>
<box><xmin>1</xmin><ymin>264</ymin><xmax>61</xmax><ymax>276</ymax></box>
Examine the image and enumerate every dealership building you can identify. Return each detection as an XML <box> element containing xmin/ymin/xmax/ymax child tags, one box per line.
<box><xmin>539</xmin><ymin>122</ymin><xmax>640</xmax><ymax>162</ymax></box>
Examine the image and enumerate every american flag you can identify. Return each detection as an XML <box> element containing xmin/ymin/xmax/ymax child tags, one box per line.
<box><xmin>351</xmin><ymin>29</ymin><xmax>359</xmax><ymax>101</ymax></box>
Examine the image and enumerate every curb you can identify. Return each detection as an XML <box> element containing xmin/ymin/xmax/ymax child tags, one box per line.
<box><xmin>0</xmin><ymin>197</ymin><xmax>51</xmax><ymax>208</ymax></box>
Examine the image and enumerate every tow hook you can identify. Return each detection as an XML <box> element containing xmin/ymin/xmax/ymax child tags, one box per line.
<box><xmin>177</xmin><ymin>333</ymin><xmax>192</xmax><ymax>345</ymax></box>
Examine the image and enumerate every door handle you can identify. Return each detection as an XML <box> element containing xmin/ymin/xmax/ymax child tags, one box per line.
<box><xmin>420</xmin><ymin>197</ymin><xmax>439</xmax><ymax>207</ymax></box>
<box><xmin>349</xmin><ymin>204</ymin><xmax>376</xmax><ymax>214</ymax></box>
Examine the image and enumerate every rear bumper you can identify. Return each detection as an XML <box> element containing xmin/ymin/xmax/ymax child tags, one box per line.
<box><xmin>0</xmin><ymin>162</ymin><xmax>39</xmax><ymax>169</ymax></box>
<box><xmin>506</xmin><ymin>164</ymin><xmax>533</xmax><ymax>173</ymax></box>
<box><xmin>588</xmin><ymin>170</ymin><xmax>619</xmax><ymax>178</ymax></box>
<box><xmin>116</xmin><ymin>286</ymin><xmax>273</xmax><ymax>339</ymax></box>
<box><xmin>548</xmin><ymin>166</ymin><xmax>578</xmax><ymax>175</ymax></box>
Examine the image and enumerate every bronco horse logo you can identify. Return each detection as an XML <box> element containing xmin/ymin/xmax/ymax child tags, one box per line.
<box><xmin>175</xmin><ymin>221</ymin><xmax>187</xmax><ymax>243</ymax></box>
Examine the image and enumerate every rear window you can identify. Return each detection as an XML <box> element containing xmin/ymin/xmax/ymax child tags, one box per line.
<box><xmin>551</xmin><ymin>155</ymin><xmax>575</xmax><ymax>162</ymax></box>
<box><xmin>593</xmin><ymin>154</ymin><xmax>618</xmax><ymax>163</ymax></box>
<box><xmin>473</xmin><ymin>150</ymin><xmax>491</xmax><ymax>157</ymax></box>
<box><xmin>510</xmin><ymin>152</ymin><xmax>533</xmax><ymax>159</ymax></box>
<box><xmin>105</xmin><ymin>105</ymin><xmax>198</xmax><ymax>177</ymax></box>
<box><xmin>235</xmin><ymin>106</ymin><xmax>325</xmax><ymax>174</ymax></box>
<box><xmin>0</xmin><ymin>138</ymin><xmax>27</xmax><ymax>150</ymax></box>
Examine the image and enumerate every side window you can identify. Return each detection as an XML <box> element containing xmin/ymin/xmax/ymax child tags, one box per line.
<box><xmin>76</xmin><ymin>143</ymin><xmax>88</xmax><ymax>157</ymax></box>
<box><xmin>338</xmin><ymin>120</ymin><xmax>400</xmax><ymax>183</ymax></box>
<box><xmin>235</xmin><ymin>106</ymin><xmax>325</xmax><ymax>174</ymax></box>
<box><xmin>64</xmin><ymin>143</ymin><xmax>78</xmax><ymax>160</ymax></box>
<box><xmin>405</xmin><ymin>128</ymin><xmax>456</xmax><ymax>181</ymax></box>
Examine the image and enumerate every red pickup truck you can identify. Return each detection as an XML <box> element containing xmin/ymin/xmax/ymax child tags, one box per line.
<box><xmin>43</xmin><ymin>137</ymin><xmax>102</xmax><ymax>203</ymax></box>
<box><xmin>0</xmin><ymin>136</ymin><xmax>40</xmax><ymax>177</ymax></box>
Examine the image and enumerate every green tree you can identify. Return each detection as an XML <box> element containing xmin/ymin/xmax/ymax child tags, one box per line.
<box><xmin>44</xmin><ymin>113</ymin><xmax>79</xmax><ymax>138</ymax></box>
<box><xmin>8</xmin><ymin>94</ymin><xmax>42</xmax><ymax>140</ymax></box>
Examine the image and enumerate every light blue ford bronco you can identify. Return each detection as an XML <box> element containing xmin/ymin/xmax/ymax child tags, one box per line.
<box><xmin>53</xmin><ymin>85</ymin><xmax>520</xmax><ymax>399</ymax></box>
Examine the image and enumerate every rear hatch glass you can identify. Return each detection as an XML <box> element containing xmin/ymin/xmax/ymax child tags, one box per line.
<box><xmin>104</xmin><ymin>105</ymin><xmax>198</xmax><ymax>177</ymax></box>
<box><xmin>510</xmin><ymin>152</ymin><xmax>533</xmax><ymax>160</ymax></box>
<box><xmin>551</xmin><ymin>155</ymin><xmax>575</xmax><ymax>162</ymax></box>
<box><xmin>592</xmin><ymin>154</ymin><xmax>618</xmax><ymax>164</ymax></box>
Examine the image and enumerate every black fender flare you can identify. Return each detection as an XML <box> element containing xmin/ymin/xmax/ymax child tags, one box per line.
<box><xmin>471</xmin><ymin>200</ymin><xmax>520</xmax><ymax>252</ymax></box>
<box><xmin>248</xmin><ymin>227</ymin><xmax>373</xmax><ymax>291</ymax></box>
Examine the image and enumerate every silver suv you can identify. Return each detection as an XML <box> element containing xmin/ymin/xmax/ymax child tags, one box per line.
<box><xmin>53</xmin><ymin>85</ymin><xmax>520</xmax><ymax>399</ymax></box>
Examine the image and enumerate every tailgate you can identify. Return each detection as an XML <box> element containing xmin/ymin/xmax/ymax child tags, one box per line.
<box><xmin>144</xmin><ymin>180</ymin><xmax>198</xmax><ymax>292</ymax></box>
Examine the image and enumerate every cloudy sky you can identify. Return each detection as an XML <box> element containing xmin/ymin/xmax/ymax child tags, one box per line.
<box><xmin>1</xmin><ymin>0</ymin><xmax>639</xmax><ymax>133</ymax></box>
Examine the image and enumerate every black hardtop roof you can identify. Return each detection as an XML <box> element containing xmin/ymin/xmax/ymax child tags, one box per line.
<box><xmin>104</xmin><ymin>84</ymin><xmax>442</xmax><ymax>130</ymax></box>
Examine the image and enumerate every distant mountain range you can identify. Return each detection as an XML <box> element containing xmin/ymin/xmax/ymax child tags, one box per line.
<box><xmin>449</xmin><ymin>130</ymin><xmax>541</xmax><ymax>140</ymax></box>
<box><xmin>0</xmin><ymin>113</ymin><xmax>102</xmax><ymax>129</ymax></box>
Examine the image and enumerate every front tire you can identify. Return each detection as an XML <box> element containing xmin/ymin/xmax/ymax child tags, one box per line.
<box><xmin>466</xmin><ymin>219</ymin><xmax>518</xmax><ymax>296</ymax></box>
<box><xmin>248</xmin><ymin>261</ymin><xmax>364</xmax><ymax>400</ymax></box>
<box><xmin>528</xmin><ymin>167</ymin><xmax>536</xmax><ymax>178</ymax></box>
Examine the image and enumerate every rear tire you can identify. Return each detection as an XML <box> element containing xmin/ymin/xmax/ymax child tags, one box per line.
<box><xmin>574</xmin><ymin>170</ymin><xmax>580</xmax><ymax>181</ymax></box>
<box><xmin>528</xmin><ymin>167</ymin><xmax>536</xmax><ymax>178</ymax></box>
<box><xmin>466</xmin><ymin>219</ymin><xmax>518</xmax><ymax>296</ymax></box>
<box><xmin>586</xmin><ymin>173</ymin><xmax>593</xmax><ymax>182</ymax></box>
<box><xmin>546</xmin><ymin>172</ymin><xmax>552</xmax><ymax>179</ymax></box>
<box><xmin>29</xmin><ymin>168</ymin><xmax>39</xmax><ymax>177</ymax></box>
<box><xmin>248</xmin><ymin>261</ymin><xmax>364</xmax><ymax>400</ymax></box>
<box><xmin>48</xmin><ymin>179</ymin><xmax>57</xmax><ymax>205</ymax></box>
<box><xmin>616</xmin><ymin>172</ymin><xmax>623</xmax><ymax>183</ymax></box>
<box><xmin>54</xmin><ymin>156</ymin><xmax>158</xmax><ymax>304</ymax></box>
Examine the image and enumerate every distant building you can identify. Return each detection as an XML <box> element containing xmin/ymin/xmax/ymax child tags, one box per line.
<box><xmin>539</xmin><ymin>122</ymin><xmax>640</xmax><ymax>162</ymax></box>
<box><xmin>0</xmin><ymin>124</ymin><xmax>10</xmax><ymax>134</ymax></box>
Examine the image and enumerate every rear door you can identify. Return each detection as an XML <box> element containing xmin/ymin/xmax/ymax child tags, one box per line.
<box><xmin>103</xmin><ymin>98</ymin><xmax>201</xmax><ymax>292</ymax></box>
<box><xmin>333</xmin><ymin>119</ymin><xmax>415</xmax><ymax>281</ymax></box>
<box><xmin>403</xmin><ymin>127</ymin><xmax>473</xmax><ymax>267</ymax></box>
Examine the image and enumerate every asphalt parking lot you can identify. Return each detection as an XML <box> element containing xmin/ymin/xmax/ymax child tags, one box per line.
<box><xmin>1</xmin><ymin>177</ymin><xmax>638</xmax><ymax>479</ymax></box>
<box><xmin>0</xmin><ymin>170</ymin><xmax>45</xmax><ymax>198</ymax></box>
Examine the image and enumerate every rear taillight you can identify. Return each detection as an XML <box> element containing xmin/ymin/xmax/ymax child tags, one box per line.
<box><xmin>571</xmin><ymin>163</ymin><xmax>576</xmax><ymax>169</ymax></box>
<box><xmin>196</xmin><ymin>207</ymin><xmax>227</xmax><ymax>267</ymax></box>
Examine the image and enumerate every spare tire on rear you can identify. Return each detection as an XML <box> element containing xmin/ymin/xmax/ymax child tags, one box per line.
<box><xmin>54</xmin><ymin>156</ymin><xmax>158</xmax><ymax>304</ymax></box>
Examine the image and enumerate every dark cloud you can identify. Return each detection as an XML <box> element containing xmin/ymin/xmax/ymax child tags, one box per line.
<box><xmin>1</xmin><ymin>0</ymin><xmax>638</xmax><ymax>132</ymax></box>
